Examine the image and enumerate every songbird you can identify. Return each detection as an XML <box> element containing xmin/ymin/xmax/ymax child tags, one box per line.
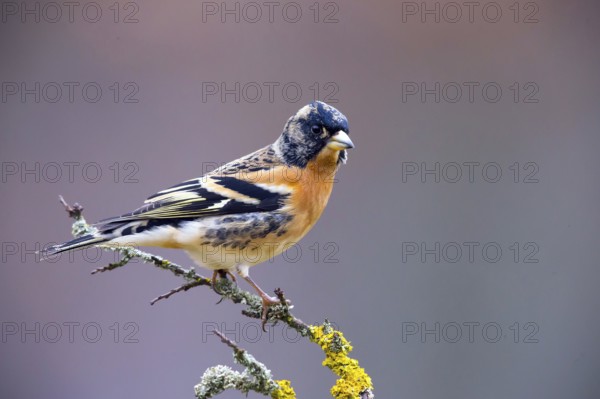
<box><xmin>47</xmin><ymin>101</ymin><xmax>354</xmax><ymax>320</ymax></box>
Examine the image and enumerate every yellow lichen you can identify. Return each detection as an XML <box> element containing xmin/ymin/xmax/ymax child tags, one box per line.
<box><xmin>271</xmin><ymin>379</ymin><xmax>296</xmax><ymax>399</ymax></box>
<box><xmin>309</xmin><ymin>325</ymin><xmax>373</xmax><ymax>399</ymax></box>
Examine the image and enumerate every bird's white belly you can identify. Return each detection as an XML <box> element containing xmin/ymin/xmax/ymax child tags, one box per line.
<box><xmin>175</xmin><ymin>213</ymin><xmax>295</xmax><ymax>271</ymax></box>
<box><xmin>184</xmin><ymin>240</ymin><xmax>291</xmax><ymax>271</ymax></box>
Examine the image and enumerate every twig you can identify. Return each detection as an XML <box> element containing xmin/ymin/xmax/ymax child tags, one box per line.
<box><xmin>59</xmin><ymin>195</ymin><xmax>83</xmax><ymax>219</ymax></box>
<box><xmin>150</xmin><ymin>280</ymin><xmax>206</xmax><ymax>305</ymax></box>
<box><xmin>213</xmin><ymin>329</ymin><xmax>243</xmax><ymax>353</ymax></box>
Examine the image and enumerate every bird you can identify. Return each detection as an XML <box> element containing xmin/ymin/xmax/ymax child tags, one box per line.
<box><xmin>46</xmin><ymin>101</ymin><xmax>354</xmax><ymax>321</ymax></box>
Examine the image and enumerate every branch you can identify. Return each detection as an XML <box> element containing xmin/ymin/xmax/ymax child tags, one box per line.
<box><xmin>56</xmin><ymin>196</ymin><xmax>374</xmax><ymax>399</ymax></box>
<box><xmin>310</xmin><ymin>321</ymin><xmax>374</xmax><ymax>399</ymax></box>
<box><xmin>194</xmin><ymin>329</ymin><xmax>294</xmax><ymax>399</ymax></box>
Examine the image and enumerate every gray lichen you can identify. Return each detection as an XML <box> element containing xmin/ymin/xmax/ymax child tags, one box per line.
<box><xmin>194</xmin><ymin>330</ymin><xmax>280</xmax><ymax>399</ymax></box>
<box><xmin>195</xmin><ymin>365</ymin><xmax>244</xmax><ymax>398</ymax></box>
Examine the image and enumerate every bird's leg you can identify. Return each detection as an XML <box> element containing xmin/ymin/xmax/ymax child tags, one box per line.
<box><xmin>219</xmin><ymin>269</ymin><xmax>237</xmax><ymax>283</ymax></box>
<box><xmin>242</xmin><ymin>273</ymin><xmax>290</xmax><ymax>329</ymax></box>
<box><xmin>211</xmin><ymin>270</ymin><xmax>221</xmax><ymax>294</ymax></box>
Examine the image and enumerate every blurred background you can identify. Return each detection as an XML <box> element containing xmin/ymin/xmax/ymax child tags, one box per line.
<box><xmin>1</xmin><ymin>0</ymin><xmax>599</xmax><ymax>398</ymax></box>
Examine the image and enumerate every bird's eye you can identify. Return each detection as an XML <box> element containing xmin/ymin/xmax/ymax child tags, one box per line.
<box><xmin>311</xmin><ymin>125</ymin><xmax>321</xmax><ymax>134</ymax></box>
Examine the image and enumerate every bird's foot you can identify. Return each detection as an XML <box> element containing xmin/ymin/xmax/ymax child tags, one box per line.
<box><xmin>212</xmin><ymin>269</ymin><xmax>237</xmax><ymax>296</ymax></box>
<box><xmin>240</xmin><ymin>272</ymin><xmax>291</xmax><ymax>331</ymax></box>
<box><xmin>259</xmin><ymin>290</ymin><xmax>291</xmax><ymax>331</ymax></box>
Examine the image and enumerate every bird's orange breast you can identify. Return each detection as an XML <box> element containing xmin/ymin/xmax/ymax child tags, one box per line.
<box><xmin>283</xmin><ymin>147</ymin><xmax>341</xmax><ymax>239</ymax></box>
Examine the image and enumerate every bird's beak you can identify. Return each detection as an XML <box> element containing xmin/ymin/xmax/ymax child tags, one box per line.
<box><xmin>327</xmin><ymin>130</ymin><xmax>355</xmax><ymax>150</ymax></box>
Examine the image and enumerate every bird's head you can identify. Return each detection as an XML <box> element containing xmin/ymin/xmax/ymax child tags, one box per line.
<box><xmin>276</xmin><ymin>101</ymin><xmax>354</xmax><ymax>168</ymax></box>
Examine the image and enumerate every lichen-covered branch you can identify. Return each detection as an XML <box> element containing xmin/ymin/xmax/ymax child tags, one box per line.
<box><xmin>195</xmin><ymin>329</ymin><xmax>296</xmax><ymax>399</ymax></box>
<box><xmin>310</xmin><ymin>322</ymin><xmax>374</xmax><ymax>399</ymax></box>
<box><xmin>56</xmin><ymin>196</ymin><xmax>374</xmax><ymax>399</ymax></box>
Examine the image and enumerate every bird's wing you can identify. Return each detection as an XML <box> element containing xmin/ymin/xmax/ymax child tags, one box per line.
<box><xmin>48</xmin><ymin>169</ymin><xmax>294</xmax><ymax>254</ymax></box>
<box><xmin>97</xmin><ymin>171</ymin><xmax>291</xmax><ymax>227</ymax></box>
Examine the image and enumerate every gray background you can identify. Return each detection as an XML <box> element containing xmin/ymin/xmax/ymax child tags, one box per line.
<box><xmin>1</xmin><ymin>0</ymin><xmax>599</xmax><ymax>398</ymax></box>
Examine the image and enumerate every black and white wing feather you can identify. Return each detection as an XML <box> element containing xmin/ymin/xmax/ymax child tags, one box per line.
<box><xmin>102</xmin><ymin>175</ymin><xmax>287</xmax><ymax>224</ymax></box>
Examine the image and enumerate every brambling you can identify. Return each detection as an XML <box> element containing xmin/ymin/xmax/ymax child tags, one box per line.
<box><xmin>47</xmin><ymin>101</ymin><xmax>354</xmax><ymax>319</ymax></box>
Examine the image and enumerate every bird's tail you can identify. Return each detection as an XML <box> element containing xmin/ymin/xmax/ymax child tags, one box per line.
<box><xmin>44</xmin><ymin>218</ymin><xmax>155</xmax><ymax>256</ymax></box>
<box><xmin>44</xmin><ymin>233</ymin><xmax>110</xmax><ymax>256</ymax></box>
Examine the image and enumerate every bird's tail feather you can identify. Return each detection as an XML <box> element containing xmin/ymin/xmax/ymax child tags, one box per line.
<box><xmin>44</xmin><ymin>233</ymin><xmax>109</xmax><ymax>256</ymax></box>
<box><xmin>44</xmin><ymin>218</ymin><xmax>153</xmax><ymax>256</ymax></box>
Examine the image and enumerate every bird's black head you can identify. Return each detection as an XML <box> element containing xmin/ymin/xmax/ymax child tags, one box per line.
<box><xmin>276</xmin><ymin>101</ymin><xmax>354</xmax><ymax>168</ymax></box>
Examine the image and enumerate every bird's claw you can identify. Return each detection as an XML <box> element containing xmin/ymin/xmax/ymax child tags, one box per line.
<box><xmin>212</xmin><ymin>269</ymin><xmax>237</xmax><ymax>297</ymax></box>
<box><xmin>260</xmin><ymin>293</ymin><xmax>291</xmax><ymax>332</ymax></box>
